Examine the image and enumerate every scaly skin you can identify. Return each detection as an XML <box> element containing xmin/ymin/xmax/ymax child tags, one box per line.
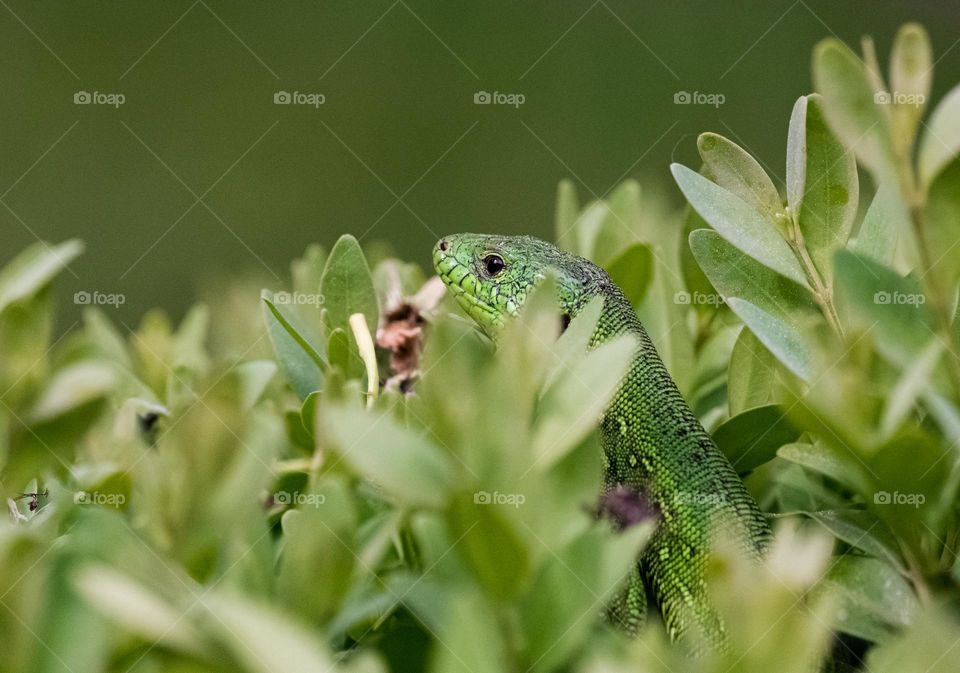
<box><xmin>433</xmin><ymin>233</ymin><xmax>772</xmax><ymax>650</ymax></box>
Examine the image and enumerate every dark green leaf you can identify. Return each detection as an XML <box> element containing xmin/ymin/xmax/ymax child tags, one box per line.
<box><xmin>604</xmin><ymin>243</ymin><xmax>653</xmax><ymax>308</ymax></box>
<box><xmin>714</xmin><ymin>404</ymin><xmax>800</xmax><ymax>473</ymax></box>
<box><xmin>787</xmin><ymin>95</ymin><xmax>859</xmax><ymax>283</ymax></box>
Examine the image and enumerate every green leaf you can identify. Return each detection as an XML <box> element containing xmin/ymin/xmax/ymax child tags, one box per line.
<box><xmin>680</xmin><ymin>207</ymin><xmax>718</xmax><ymax>310</ymax></box>
<box><xmin>728</xmin><ymin>328</ymin><xmax>779</xmax><ymax>415</ymax></box>
<box><xmin>588</xmin><ymin>180</ymin><xmax>643</xmax><ymax>265</ymax></box>
<box><xmin>918</xmin><ymin>84</ymin><xmax>960</xmax><ymax>187</ymax></box>
<box><xmin>698</xmin><ymin>132</ymin><xmax>782</xmax><ymax>220</ymax></box>
<box><xmin>82</xmin><ymin>307</ymin><xmax>132</xmax><ymax>370</ymax></box>
<box><xmin>880</xmin><ymin>338</ymin><xmax>942</xmax><ymax>438</ymax></box>
<box><xmin>636</xmin><ymin>250</ymin><xmax>695</xmax><ymax>394</ymax></box>
<box><xmin>850</xmin><ymin>183</ymin><xmax>903</xmax><ymax>265</ymax></box>
<box><xmin>820</xmin><ymin>556</ymin><xmax>918</xmax><ymax>642</ymax></box>
<box><xmin>234</xmin><ymin>360</ymin><xmax>277</xmax><ymax>410</ymax></box>
<box><xmin>74</xmin><ymin>565</ymin><xmax>207</xmax><ymax>657</ymax></box>
<box><xmin>672</xmin><ymin>163</ymin><xmax>807</xmax><ymax>285</ymax></box>
<box><xmin>327</xmin><ymin>326</ymin><xmax>364</xmax><ymax>380</ymax></box>
<box><xmin>787</xmin><ymin>95</ymin><xmax>859</xmax><ymax>283</ymax></box>
<box><xmin>319</xmin><ymin>234</ymin><xmax>379</xmax><ymax>335</ymax></box>
<box><xmin>554</xmin><ymin>179</ymin><xmax>580</xmax><ymax>254</ymax></box>
<box><xmin>867</xmin><ymin>606</ymin><xmax>960</xmax><ymax>673</ymax></box>
<box><xmin>689</xmin><ymin>229</ymin><xmax>816</xmax><ymax>321</ymax></box>
<box><xmin>923</xmin><ymin>157</ymin><xmax>960</xmax><ymax>289</ymax></box>
<box><xmin>604</xmin><ymin>243</ymin><xmax>653</xmax><ymax>308</ymax></box>
<box><xmin>713</xmin><ymin>404</ymin><xmax>800</xmax><ymax>473</ymax></box>
<box><xmin>28</xmin><ymin>361</ymin><xmax>115</xmax><ymax>423</ymax></box>
<box><xmin>172</xmin><ymin>303</ymin><xmax>210</xmax><ymax>375</ymax></box>
<box><xmin>323</xmin><ymin>403</ymin><xmax>455</xmax><ymax>508</ymax></box>
<box><xmin>0</xmin><ymin>239</ymin><xmax>83</xmax><ymax>313</ymax></box>
<box><xmin>201</xmin><ymin>592</ymin><xmax>337</xmax><ymax>673</ymax></box>
<box><xmin>446</xmin><ymin>490</ymin><xmax>531</xmax><ymax>601</ymax></box>
<box><xmin>832</xmin><ymin>249</ymin><xmax>935</xmax><ymax>368</ymax></box>
<box><xmin>727</xmin><ymin>297</ymin><xmax>813</xmax><ymax>381</ymax></box>
<box><xmin>291</xmin><ymin>243</ymin><xmax>326</xmax><ymax>296</ymax></box>
<box><xmin>889</xmin><ymin>23</ymin><xmax>932</xmax><ymax>153</ymax></box>
<box><xmin>277</xmin><ymin>478</ymin><xmax>356</xmax><ymax>623</ymax></box>
<box><xmin>300</xmin><ymin>390</ymin><xmax>320</xmax><ymax>441</ymax></box>
<box><xmin>777</xmin><ymin>442</ymin><xmax>874</xmax><ymax>495</ymax></box>
<box><xmin>808</xmin><ymin>510</ymin><xmax>905</xmax><ymax>572</ymax></box>
<box><xmin>544</xmin><ymin>295</ymin><xmax>604</xmax><ymax>392</ymax></box>
<box><xmin>531</xmin><ymin>334</ymin><xmax>637</xmax><ymax>471</ymax></box>
<box><xmin>401</xmin><ymin>580</ymin><xmax>505</xmax><ymax>673</ymax></box>
<box><xmin>521</xmin><ymin>523</ymin><xmax>651</xmax><ymax>673</ymax></box>
<box><xmin>261</xmin><ymin>291</ymin><xmax>325</xmax><ymax>399</ymax></box>
<box><xmin>812</xmin><ymin>39</ymin><xmax>896</xmax><ymax>181</ymax></box>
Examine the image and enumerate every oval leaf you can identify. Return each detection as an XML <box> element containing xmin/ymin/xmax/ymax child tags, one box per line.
<box><xmin>672</xmin><ymin>163</ymin><xmax>808</xmax><ymax>285</ymax></box>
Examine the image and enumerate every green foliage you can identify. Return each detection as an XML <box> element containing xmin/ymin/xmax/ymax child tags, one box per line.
<box><xmin>2</xmin><ymin>20</ymin><xmax>960</xmax><ymax>673</ymax></box>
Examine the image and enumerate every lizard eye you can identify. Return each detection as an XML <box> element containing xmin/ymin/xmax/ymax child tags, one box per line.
<box><xmin>483</xmin><ymin>254</ymin><xmax>505</xmax><ymax>277</ymax></box>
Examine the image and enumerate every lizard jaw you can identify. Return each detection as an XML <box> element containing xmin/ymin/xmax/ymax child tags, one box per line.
<box><xmin>432</xmin><ymin>240</ymin><xmax>504</xmax><ymax>330</ymax></box>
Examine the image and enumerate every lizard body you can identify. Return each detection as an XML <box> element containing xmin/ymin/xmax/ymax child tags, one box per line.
<box><xmin>433</xmin><ymin>233</ymin><xmax>771</xmax><ymax>649</ymax></box>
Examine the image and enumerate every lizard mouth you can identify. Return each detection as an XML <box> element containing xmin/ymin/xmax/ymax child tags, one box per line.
<box><xmin>432</xmin><ymin>242</ymin><xmax>504</xmax><ymax>329</ymax></box>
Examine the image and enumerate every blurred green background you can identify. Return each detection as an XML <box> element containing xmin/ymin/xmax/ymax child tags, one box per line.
<box><xmin>3</xmin><ymin>0</ymin><xmax>959</xmax><ymax>324</ymax></box>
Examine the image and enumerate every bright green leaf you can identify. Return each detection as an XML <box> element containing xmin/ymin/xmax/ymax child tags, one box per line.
<box><xmin>820</xmin><ymin>555</ymin><xmax>918</xmax><ymax>642</ymax></box>
<box><xmin>726</xmin><ymin>298</ymin><xmax>813</xmax><ymax>381</ymax></box>
<box><xmin>531</xmin><ymin>334</ymin><xmax>637</xmax><ymax>471</ymax></box>
<box><xmin>672</xmin><ymin>163</ymin><xmax>808</xmax><ymax>285</ymax></box>
<box><xmin>918</xmin><ymin>84</ymin><xmax>960</xmax><ymax>187</ymax></box>
<box><xmin>262</xmin><ymin>291</ymin><xmax>325</xmax><ymax>399</ymax></box>
<box><xmin>319</xmin><ymin>234</ymin><xmax>379</xmax><ymax>335</ymax></box>
<box><xmin>728</xmin><ymin>328</ymin><xmax>779</xmax><ymax>415</ymax></box>
<box><xmin>698</xmin><ymin>132</ymin><xmax>782</xmax><ymax>220</ymax></box>
<box><xmin>324</xmin><ymin>403</ymin><xmax>455</xmax><ymax>508</ymax></box>
<box><xmin>689</xmin><ymin>229</ymin><xmax>816</xmax><ymax>322</ymax></box>
<box><xmin>0</xmin><ymin>240</ymin><xmax>83</xmax><ymax>313</ymax></box>
<box><xmin>787</xmin><ymin>95</ymin><xmax>859</xmax><ymax>283</ymax></box>
<box><xmin>446</xmin><ymin>490</ymin><xmax>531</xmax><ymax>601</ymax></box>
<box><xmin>889</xmin><ymin>23</ymin><xmax>932</xmax><ymax>152</ymax></box>
<box><xmin>812</xmin><ymin>39</ymin><xmax>896</xmax><ymax>181</ymax></box>
<box><xmin>850</xmin><ymin>183</ymin><xmax>904</xmax><ymax>265</ymax></box>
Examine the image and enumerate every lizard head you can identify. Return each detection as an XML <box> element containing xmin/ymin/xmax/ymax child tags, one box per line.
<box><xmin>433</xmin><ymin>233</ymin><xmax>589</xmax><ymax>332</ymax></box>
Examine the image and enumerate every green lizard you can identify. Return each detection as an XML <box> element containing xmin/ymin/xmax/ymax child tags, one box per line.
<box><xmin>433</xmin><ymin>233</ymin><xmax>772</xmax><ymax>650</ymax></box>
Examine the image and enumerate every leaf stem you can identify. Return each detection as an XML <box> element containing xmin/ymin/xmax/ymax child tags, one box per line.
<box><xmin>784</xmin><ymin>213</ymin><xmax>846</xmax><ymax>337</ymax></box>
<box><xmin>349</xmin><ymin>312</ymin><xmax>379</xmax><ymax>408</ymax></box>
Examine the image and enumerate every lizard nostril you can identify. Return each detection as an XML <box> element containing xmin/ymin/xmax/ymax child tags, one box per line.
<box><xmin>438</xmin><ymin>238</ymin><xmax>449</xmax><ymax>252</ymax></box>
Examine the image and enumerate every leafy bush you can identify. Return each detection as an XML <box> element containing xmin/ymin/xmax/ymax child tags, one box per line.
<box><xmin>2</xmin><ymin>22</ymin><xmax>960</xmax><ymax>673</ymax></box>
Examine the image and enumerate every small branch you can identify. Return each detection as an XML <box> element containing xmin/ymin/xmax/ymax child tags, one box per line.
<box><xmin>783</xmin><ymin>211</ymin><xmax>846</xmax><ymax>338</ymax></box>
